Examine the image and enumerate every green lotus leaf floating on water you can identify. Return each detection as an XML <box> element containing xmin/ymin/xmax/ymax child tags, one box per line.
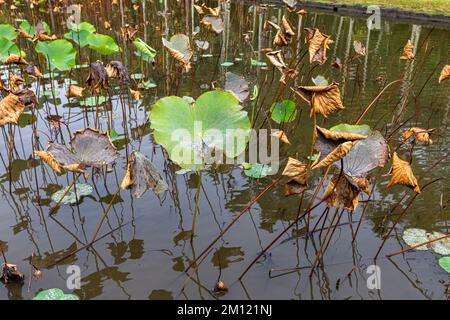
<box><xmin>51</xmin><ymin>183</ymin><xmax>94</xmax><ymax>205</ymax></box>
<box><xmin>33</xmin><ymin>288</ymin><xmax>80</xmax><ymax>300</ymax></box>
<box><xmin>65</xmin><ymin>22</ymin><xmax>96</xmax><ymax>48</ymax></box>
<box><xmin>270</xmin><ymin>99</ymin><xmax>297</xmax><ymax>124</ymax></box>
<box><xmin>87</xmin><ymin>33</ymin><xmax>120</xmax><ymax>55</ymax></box>
<box><xmin>150</xmin><ymin>91</ymin><xmax>251</xmax><ymax>170</ymax></box>
<box><xmin>35</xmin><ymin>39</ymin><xmax>77</xmax><ymax>71</ymax></box>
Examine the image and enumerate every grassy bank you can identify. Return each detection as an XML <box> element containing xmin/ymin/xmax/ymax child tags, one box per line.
<box><xmin>312</xmin><ymin>0</ymin><xmax>450</xmax><ymax>16</ymax></box>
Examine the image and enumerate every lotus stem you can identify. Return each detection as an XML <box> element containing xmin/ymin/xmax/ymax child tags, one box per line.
<box><xmin>191</xmin><ymin>170</ymin><xmax>203</xmax><ymax>238</ymax></box>
<box><xmin>90</xmin><ymin>185</ymin><xmax>121</xmax><ymax>243</ymax></box>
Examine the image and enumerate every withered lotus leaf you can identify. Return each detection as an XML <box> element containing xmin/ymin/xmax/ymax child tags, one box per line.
<box><xmin>0</xmin><ymin>79</ymin><xmax>8</xmax><ymax>93</ymax></box>
<box><xmin>26</xmin><ymin>63</ymin><xmax>43</xmax><ymax>78</ymax></box>
<box><xmin>402</xmin><ymin>127</ymin><xmax>434</xmax><ymax>144</ymax></box>
<box><xmin>162</xmin><ymin>34</ymin><xmax>193</xmax><ymax>72</ymax></box>
<box><xmin>3</xmin><ymin>54</ymin><xmax>28</xmax><ymax>65</ymax></box>
<box><xmin>282</xmin><ymin>157</ymin><xmax>307</xmax><ymax>184</ymax></box>
<box><xmin>199</xmin><ymin>4</ymin><xmax>221</xmax><ymax>16</ymax></box>
<box><xmin>323</xmin><ymin>175</ymin><xmax>359</xmax><ymax>211</ymax></box>
<box><xmin>353</xmin><ymin>40</ymin><xmax>366</xmax><ymax>57</ymax></box>
<box><xmin>35</xmin><ymin>128</ymin><xmax>119</xmax><ymax>174</ymax></box>
<box><xmin>129</xmin><ymin>88</ymin><xmax>142</xmax><ymax>100</ymax></box>
<box><xmin>120</xmin><ymin>25</ymin><xmax>138</xmax><ymax>41</ymax></box>
<box><xmin>105</xmin><ymin>61</ymin><xmax>130</xmax><ymax>85</ymax></box>
<box><xmin>271</xmin><ymin>130</ymin><xmax>290</xmax><ymax>144</ymax></box>
<box><xmin>387</xmin><ymin>152</ymin><xmax>420</xmax><ymax>193</ymax></box>
<box><xmin>284</xmin><ymin>180</ymin><xmax>307</xmax><ymax>196</ymax></box>
<box><xmin>292</xmin><ymin>83</ymin><xmax>344</xmax><ymax>118</ymax></box>
<box><xmin>316</xmin><ymin>126</ymin><xmax>367</xmax><ymax>141</ymax></box>
<box><xmin>400</xmin><ymin>40</ymin><xmax>415</xmax><ymax>60</ymax></box>
<box><xmin>13</xmin><ymin>88</ymin><xmax>38</xmax><ymax>106</ymax></box>
<box><xmin>0</xmin><ymin>94</ymin><xmax>25</xmax><ymax>127</ymax></box>
<box><xmin>265</xmin><ymin>50</ymin><xmax>298</xmax><ymax>84</ymax></box>
<box><xmin>0</xmin><ymin>263</ymin><xmax>25</xmax><ymax>283</ymax></box>
<box><xmin>194</xmin><ymin>4</ymin><xmax>204</xmax><ymax>15</ymax></box>
<box><xmin>65</xmin><ymin>85</ymin><xmax>85</xmax><ymax>98</ymax></box>
<box><xmin>304</xmin><ymin>28</ymin><xmax>333</xmax><ymax>64</ymax></box>
<box><xmin>312</xmin><ymin>141</ymin><xmax>356</xmax><ymax>170</ymax></box>
<box><xmin>282</xmin><ymin>0</ymin><xmax>297</xmax><ymax>11</ymax></box>
<box><xmin>438</xmin><ymin>65</ymin><xmax>450</xmax><ymax>83</ymax></box>
<box><xmin>331</xmin><ymin>57</ymin><xmax>343</xmax><ymax>72</ymax></box>
<box><xmin>224</xmin><ymin>72</ymin><xmax>249</xmax><ymax>102</ymax></box>
<box><xmin>201</xmin><ymin>15</ymin><xmax>224</xmax><ymax>34</ymax></box>
<box><xmin>120</xmin><ymin>151</ymin><xmax>168</xmax><ymax>198</ymax></box>
<box><xmin>267</xmin><ymin>16</ymin><xmax>295</xmax><ymax>47</ymax></box>
<box><xmin>32</xmin><ymin>21</ymin><xmax>56</xmax><ymax>42</ymax></box>
<box><xmin>86</xmin><ymin>61</ymin><xmax>108</xmax><ymax>94</ymax></box>
<box><xmin>9</xmin><ymin>75</ymin><xmax>25</xmax><ymax>91</ymax></box>
<box><xmin>297</xmin><ymin>9</ymin><xmax>307</xmax><ymax>16</ymax></box>
<box><xmin>16</xmin><ymin>28</ymin><xmax>31</xmax><ymax>39</ymax></box>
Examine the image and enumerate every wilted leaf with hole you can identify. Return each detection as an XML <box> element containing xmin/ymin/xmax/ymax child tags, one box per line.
<box><xmin>271</xmin><ymin>130</ymin><xmax>290</xmax><ymax>144</ymax></box>
<box><xmin>387</xmin><ymin>152</ymin><xmax>420</xmax><ymax>193</ymax></box>
<box><xmin>292</xmin><ymin>83</ymin><xmax>344</xmax><ymax>118</ymax></box>
<box><xmin>150</xmin><ymin>91</ymin><xmax>251</xmax><ymax>170</ymax></box>
<box><xmin>267</xmin><ymin>16</ymin><xmax>295</xmax><ymax>47</ymax></box>
<box><xmin>402</xmin><ymin>127</ymin><xmax>434</xmax><ymax>144</ymax></box>
<box><xmin>0</xmin><ymin>94</ymin><xmax>25</xmax><ymax>127</ymax></box>
<box><xmin>35</xmin><ymin>128</ymin><xmax>119</xmax><ymax>173</ymax></box>
<box><xmin>270</xmin><ymin>99</ymin><xmax>297</xmax><ymax>123</ymax></box>
<box><xmin>353</xmin><ymin>40</ymin><xmax>366</xmax><ymax>57</ymax></box>
<box><xmin>162</xmin><ymin>34</ymin><xmax>193</xmax><ymax>72</ymax></box>
<box><xmin>439</xmin><ymin>65</ymin><xmax>450</xmax><ymax>83</ymax></box>
<box><xmin>51</xmin><ymin>183</ymin><xmax>93</xmax><ymax>205</ymax></box>
<box><xmin>282</xmin><ymin>157</ymin><xmax>307</xmax><ymax>184</ymax></box>
<box><xmin>35</xmin><ymin>40</ymin><xmax>76</xmax><ymax>71</ymax></box>
<box><xmin>106</xmin><ymin>61</ymin><xmax>130</xmax><ymax>85</ymax></box>
<box><xmin>3</xmin><ymin>54</ymin><xmax>28</xmax><ymax>65</ymax></box>
<box><xmin>304</xmin><ymin>28</ymin><xmax>333</xmax><ymax>64</ymax></box>
<box><xmin>201</xmin><ymin>15</ymin><xmax>224</xmax><ymax>34</ymax></box>
<box><xmin>87</xmin><ymin>33</ymin><xmax>120</xmax><ymax>55</ymax></box>
<box><xmin>120</xmin><ymin>151</ymin><xmax>168</xmax><ymax>198</ymax></box>
<box><xmin>33</xmin><ymin>288</ymin><xmax>79</xmax><ymax>300</ymax></box>
<box><xmin>65</xmin><ymin>85</ymin><xmax>85</xmax><ymax>98</ymax></box>
<box><xmin>224</xmin><ymin>72</ymin><xmax>249</xmax><ymax>102</ymax></box>
<box><xmin>323</xmin><ymin>175</ymin><xmax>359</xmax><ymax>211</ymax></box>
<box><xmin>86</xmin><ymin>61</ymin><xmax>108</xmax><ymax>94</ymax></box>
<box><xmin>400</xmin><ymin>39</ymin><xmax>415</xmax><ymax>60</ymax></box>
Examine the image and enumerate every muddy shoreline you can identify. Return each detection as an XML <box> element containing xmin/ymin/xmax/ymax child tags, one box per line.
<box><xmin>259</xmin><ymin>0</ymin><xmax>450</xmax><ymax>27</ymax></box>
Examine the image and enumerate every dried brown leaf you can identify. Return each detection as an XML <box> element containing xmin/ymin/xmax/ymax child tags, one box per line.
<box><xmin>400</xmin><ymin>40</ymin><xmax>415</xmax><ymax>60</ymax></box>
<box><xmin>316</xmin><ymin>126</ymin><xmax>367</xmax><ymax>141</ymax></box>
<box><xmin>323</xmin><ymin>175</ymin><xmax>359</xmax><ymax>211</ymax></box>
<box><xmin>438</xmin><ymin>65</ymin><xmax>450</xmax><ymax>83</ymax></box>
<box><xmin>282</xmin><ymin>157</ymin><xmax>307</xmax><ymax>184</ymax></box>
<box><xmin>66</xmin><ymin>85</ymin><xmax>85</xmax><ymax>98</ymax></box>
<box><xmin>312</xmin><ymin>141</ymin><xmax>356</xmax><ymax>170</ymax></box>
<box><xmin>271</xmin><ymin>130</ymin><xmax>290</xmax><ymax>144</ymax></box>
<box><xmin>3</xmin><ymin>54</ymin><xmax>28</xmax><ymax>65</ymax></box>
<box><xmin>402</xmin><ymin>127</ymin><xmax>434</xmax><ymax>144</ymax></box>
<box><xmin>387</xmin><ymin>152</ymin><xmax>420</xmax><ymax>193</ymax></box>
<box><xmin>304</xmin><ymin>28</ymin><xmax>333</xmax><ymax>64</ymax></box>
<box><xmin>0</xmin><ymin>94</ymin><xmax>25</xmax><ymax>127</ymax></box>
<box><xmin>292</xmin><ymin>83</ymin><xmax>344</xmax><ymax>118</ymax></box>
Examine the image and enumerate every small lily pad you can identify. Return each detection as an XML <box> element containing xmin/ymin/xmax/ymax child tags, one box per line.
<box><xmin>243</xmin><ymin>163</ymin><xmax>272</xmax><ymax>178</ymax></box>
<box><xmin>33</xmin><ymin>288</ymin><xmax>80</xmax><ymax>300</ymax></box>
<box><xmin>221</xmin><ymin>61</ymin><xmax>234</xmax><ymax>67</ymax></box>
<box><xmin>51</xmin><ymin>183</ymin><xmax>93</xmax><ymax>205</ymax></box>
<box><xmin>402</xmin><ymin>228</ymin><xmax>428</xmax><ymax>251</ymax></box>
<box><xmin>429</xmin><ymin>232</ymin><xmax>450</xmax><ymax>255</ymax></box>
<box><xmin>438</xmin><ymin>257</ymin><xmax>450</xmax><ymax>273</ymax></box>
<box><xmin>270</xmin><ymin>100</ymin><xmax>297</xmax><ymax>124</ymax></box>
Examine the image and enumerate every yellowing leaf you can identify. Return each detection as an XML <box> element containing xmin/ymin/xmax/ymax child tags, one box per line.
<box><xmin>323</xmin><ymin>175</ymin><xmax>360</xmax><ymax>211</ymax></box>
<box><xmin>387</xmin><ymin>152</ymin><xmax>420</xmax><ymax>193</ymax></box>
<box><xmin>438</xmin><ymin>65</ymin><xmax>450</xmax><ymax>83</ymax></box>
<box><xmin>282</xmin><ymin>157</ymin><xmax>307</xmax><ymax>184</ymax></box>
<box><xmin>402</xmin><ymin>127</ymin><xmax>434</xmax><ymax>144</ymax></box>
<box><xmin>293</xmin><ymin>83</ymin><xmax>344</xmax><ymax>118</ymax></box>
<box><xmin>0</xmin><ymin>94</ymin><xmax>25</xmax><ymax>127</ymax></box>
<box><xmin>400</xmin><ymin>39</ymin><xmax>415</xmax><ymax>60</ymax></box>
<box><xmin>304</xmin><ymin>28</ymin><xmax>333</xmax><ymax>64</ymax></box>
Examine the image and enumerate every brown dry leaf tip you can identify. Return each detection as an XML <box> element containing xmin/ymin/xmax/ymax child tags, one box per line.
<box><xmin>387</xmin><ymin>152</ymin><xmax>420</xmax><ymax>193</ymax></box>
<box><xmin>106</xmin><ymin>61</ymin><xmax>130</xmax><ymax>85</ymax></box>
<box><xmin>353</xmin><ymin>40</ymin><xmax>366</xmax><ymax>57</ymax></box>
<box><xmin>267</xmin><ymin>15</ymin><xmax>295</xmax><ymax>47</ymax></box>
<box><xmin>0</xmin><ymin>79</ymin><xmax>10</xmax><ymax>93</ymax></box>
<box><xmin>130</xmin><ymin>88</ymin><xmax>142</xmax><ymax>100</ymax></box>
<box><xmin>316</xmin><ymin>126</ymin><xmax>367</xmax><ymax>141</ymax></box>
<box><xmin>304</xmin><ymin>28</ymin><xmax>333</xmax><ymax>64</ymax></box>
<box><xmin>112</xmin><ymin>0</ymin><xmax>118</xmax><ymax>5</ymax></box>
<box><xmin>402</xmin><ymin>127</ymin><xmax>435</xmax><ymax>144</ymax></box>
<box><xmin>3</xmin><ymin>54</ymin><xmax>28</xmax><ymax>66</ymax></box>
<box><xmin>86</xmin><ymin>61</ymin><xmax>108</xmax><ymax>94</ymax></box>
<box><xmin>0</xmin><ymin>263</ymin><xmax>25</xmax><ymax>283</ymax></box>
<box><xmin>120</xmin><ymin>25</ymin><xmax>138</xmax><ymax>41</ymax></box>
<box><xmin>282</xmin><ymin>157</ymin><xmax>308</xmax><ymax>184</ymax></box>
<box><xmin>312</xmin><ymin>140</ymin><xmax>356</xmax><ymax>170</ymax></box>
<box><xmin>46</xmin><ymin>114</ymin><xmax>62</xmax><ymax>131</ymax></box>
<box><xmin>16</xmin><ymin>28</ymin><xmax>32</xmax><ymax>39</ymax></box>
<box><xmin>65</xmin><ymin>85</ymin><xmax>85</xmax><ymax>98</ymax></box>
<box><xmin>400</xmin><ymin>39</ymin><xmax>415</xmax><ymax>60</ymax></box>
<box><xmin>438</xmin><ymin>65</ymin><xmax>450</xmax><ymax>83</ymax></box>
<box><xmin>292</xmin><ymin>83</ymin><xmax>344</xmax><ymax>118</ymax></box>
<box><xmin>103</xmin><ymin>20</ymin><xmax>111</xmax><ymax>30</ymax></box>
<box><xmin>201</xmin><ymin>4</ymin><xmax>221</xmax><ymax>16</ymax></box>
<box><xmin>26</xmin><ymin>63</ymin><xmax>43</xmax><ymax>78</ymax></box>
<box><xmin>271</xmin><ymin>130</ymin><xmax>290</xmax><ymax>144</ymax></box>
<box><xmin>201</xmin><ymin>15</ymin><xmax>224</xmax><ymax>34</ymax></box>
<box><xmin>0</xmin><ymin>94</ymin><xmax>25</xmax><ymax>127</ymax></box>
<box><xmin>297</xmin><ymin>9</ymin><xmax>307</xmax><ymax>16</ymax></box>
<box><xmin>323</xmin><ymin>175</ymin><xmax>360</xmax><ymax>211</ymax></box>
<box><xmin>331</xmin><ymin>57</ymin><xmax>343</xmax><ymax>72</ymax></box>
<box><xmin>34</xmin><ymin>149</ymin><xmax>65</xmax><ymax>174</ymax></box>
<box><xmin>194</xmin><ymin>4</ymin><xmax>204</xmax><ymax>15</ymax></box>
<box><xmin>9</xmin><ymin>74</ymin><xmax>25</xmax><ymax>91</ymax></box>
<box><xmin>32</xmin><ymin>21</ymin><xmax>56</xmax><ymax>42</ymax></box>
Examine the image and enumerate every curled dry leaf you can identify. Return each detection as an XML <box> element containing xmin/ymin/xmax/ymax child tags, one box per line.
<box><xmin>312</xmin><ymin>141</ymin><xmax>356</xmax><ymax>170</ymax></box>
<box><xmin>0</xmin><ymin>263</ymin><xmax>25</xmax><ymax>283</ymax></box>
<box><xmin>3</xmin><ymin>54</ymin><xmax>28</xmax><ymax>65</ymax></box>
<box><xmin>13</xmin><ymin>88</ymin><xmax>38</xmax><ymax>106</ymax></box>
<box><xmin>400</xmin><ymin>40</ymin><xmax>415</xmax><ymax>60</ymax></box>
<box><xmin>282</xmin><ymin>157</ymin><xmax>307</xmax><ymax>184</ymax></box>
<box><xmin>35</xmin><ymin>128</ymin><xmax>119</xmax><ymax>174</ymax></box>
<box><xmin>103</xmin><ymin>20</ymin><xmax>111</xmax><ymax>30</ymax></box>
<box><xmin>9</xmin><ymin>74</ymin><xmax>25</xmax><ymax>91</ymax></box>
<box><xmin>46</xmin><ymin>114</ymin><xmax>62</xmax><ymax>131</ymax></box>
<box><xmin>224</xmin><ymin>72</ymin><xmax>249</xmax><ymax>102</ymax></box>
<box><xmin>292</xmin><ymin>83</ymin><xmax>344</xmax><ymax>118</ymax></box>
<box><xmin>304</xmin><ymin>28</ymin><xmax>333</xmax><ymax>64</ymax></box>
<box><xmin>297</xmin><ymin>9</ymin><xmax>307</xmax><ymax>16</ymax></box>
<box><xmin>353</xmin><ymin>40</ymin><xmax>366</xmax><ymax>57</ymax></box>
<box><xmin>323</xmin><ymin>175</ymin><xmax>360</xmax><ymax>211</ymax></box>
<box><xmin>26</xmin><ymin>62</ymin><xmax>43</xmax><ymax>78</ymax></box>
<box><xmin>120</xmin><ymin>150</ymin><xmax>168</xmax><ymax>198</ymax></box>
<box><xmin>32</xmin><ymin>21</ymin><xmax>56</xmax><ymax>42</ymax></box>
<box><xmin>65</xmin><ymin>85</ymin><xmax>85</xmax><ymax>98</ymax></box>
<box><xmin>316</xmin><ymin>126</ymin><xmax>367</xmax><ymax>141</ymax></box>
<box><xmin>162</xmin><ymin>34</ymin><xmax>193</xmax><ymax>72</ymax></box>
<box><xmin>0</xmin><ymin>94</ymin><xmax>25</xmax><ymax>127</ymax></box>
<box><xmin>130</xmin><ymin>88</ymin><xmax>142</xmax><ymax>100</ymax></box>
<box><xmin>0</xmin><ymin>79</ymin><xmax>9</xmax><ymax>93</ymax></box>
<box><xmin>265</xmin><ymin>50</ymin><xmax>298</xmax><ymax>84</ymax></box>
<box><xmin>86</xmin><ymin>61</ymin><xmax>108</xmax><ymax>94</ymax></box>
<box><xmin>267</xmin><ymin>16</ymin><xmax>295</xmax><ymax>47</ymax></box>
<box><xmin>438</xmin><ymin>65</ymin><xmax>450</xmax><ymax>83</ymax></box>
<box><xmin>271</xmin><ymin>130</ymin><xmax>290</xmax><ymax>144</ymax></box>
<box><xmin>402</xmin><ymin>127</ymin><xmax>434</xmax><ymax>144</ymax></box>
<box><xmin>387</xmin><ymin>152</ymin><xmax>420</xmax><ymax>193</ymax></box>
<box><xmin>201</xmin><ymin>15</ymin><xmax>224</xmax><ymax>34</ymax></box>
<box><xmin>120</xmin><ymin>25</ymin><xmax>138</xmax><ymax>41</ymax></box>
<box><xmin>201</xmin><ymin>4</ymin><xmax>221</xmax><ymax>16</ymax></box>
<box><xmin>106</xmin><ymin>61</ymin><xmax>130</xmax><ymax>85</ymax></box>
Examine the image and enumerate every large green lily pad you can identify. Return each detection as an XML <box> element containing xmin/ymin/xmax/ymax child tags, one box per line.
<box><xmin>150</xmin><ymin>91</ymin><xmax>251</xmax><ymax>170</ymax></box>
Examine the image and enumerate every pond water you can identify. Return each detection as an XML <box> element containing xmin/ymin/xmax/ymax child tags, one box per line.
<box><xmin>0</xmin><ymin>1</ymin><xmax>449</xmax><ymax>300</ymax></box>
